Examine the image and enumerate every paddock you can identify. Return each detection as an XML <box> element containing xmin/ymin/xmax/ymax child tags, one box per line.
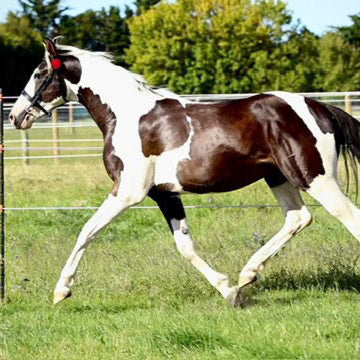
<box><xmin>1</xmin><ymin>92</ymin><xmax>360</xmax><ymax>358</ymax></box>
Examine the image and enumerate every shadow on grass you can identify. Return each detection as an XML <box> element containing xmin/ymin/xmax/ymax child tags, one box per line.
<box><xmin>260</xmin><ymin>266</ymin><xmax>360</xmax><ymax>292</ymax></box>
<box><xmin>65</xmin><ymin>298</ymin><xmax>154</xmax><ymax>314</ymax></box>
<box><xmin>234</xmin><ymin>261</ymin><xmax>360</xmax><ymax>308</ymax></box>
<box><xmin>151</xmin><ymin>329</ymin><xmax>234</xmax><ymax>356</ymax></box>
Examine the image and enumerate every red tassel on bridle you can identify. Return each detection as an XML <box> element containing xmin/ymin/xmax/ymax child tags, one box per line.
<box><xmin>51</xmin><ymin>58</ymin><xmax>62</xmax><ymax>70</ymax></box>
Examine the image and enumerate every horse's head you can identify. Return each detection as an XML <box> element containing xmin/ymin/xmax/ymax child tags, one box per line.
<box><xmin>9</xmin><ymin>38</ymin><xmax>81</xmax><ymax>129</ymax></box>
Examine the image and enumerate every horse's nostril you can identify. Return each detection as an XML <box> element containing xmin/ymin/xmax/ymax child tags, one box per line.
<box><xmin>9</xmin><ymin>114</ymin><xmax>15</xmax><ymax>125</ymax></box>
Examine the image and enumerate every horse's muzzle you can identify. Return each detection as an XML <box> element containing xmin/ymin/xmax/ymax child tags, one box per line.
<box><xmin>9</xmin><ymin>111</ymin><xmax>32</xmax><ymax>129</ymax></box>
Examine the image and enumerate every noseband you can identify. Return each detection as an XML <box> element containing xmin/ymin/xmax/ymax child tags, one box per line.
<box><xmin>21</xmin><ymin>58</ymin><xmax>66</xmax><ymax>116</ymax></box>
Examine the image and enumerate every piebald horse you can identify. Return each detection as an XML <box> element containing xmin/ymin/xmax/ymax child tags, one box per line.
<box><xmin>9</xmin><ymin>39</ymin><xmax>360</xmax><ymax>305</ymax></box>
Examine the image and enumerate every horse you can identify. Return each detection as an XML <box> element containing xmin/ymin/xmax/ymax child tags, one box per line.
<box><xmin>9</xmin><ymin>38</ymin><xmax>360</xmax><ymax>306</ymax></box>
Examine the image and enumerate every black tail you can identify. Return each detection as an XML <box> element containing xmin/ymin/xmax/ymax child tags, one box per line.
<box><xmin>325</xmin><ymin>104</ymin><xmax>360</xmax><ymax>195</ymax></box>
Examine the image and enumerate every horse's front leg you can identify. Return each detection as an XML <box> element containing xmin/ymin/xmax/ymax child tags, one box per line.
<box><xmin>53</xmin><ymin>162</ymin><xmax>153</xmax><ymax>304</ymax></box>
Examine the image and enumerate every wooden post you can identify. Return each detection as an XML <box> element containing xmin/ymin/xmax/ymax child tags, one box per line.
<box><xmin>69</xmin><ymin>102</ymin><xmax>75</xmax><ymax>135</ymax></box>
<box><xmin>52</xmin><ymin>109</ymin><xmax>60</xmax><ymax>164</ymax></box>
<box><xmin>345</xmin><ymin>94</ymin><xmax>351</xmax><ymax>114</ymax></box>
<box><xmin>21</xmin><ymin>130</ymin><xmax>29</xmax><ymax>166</ymax></box>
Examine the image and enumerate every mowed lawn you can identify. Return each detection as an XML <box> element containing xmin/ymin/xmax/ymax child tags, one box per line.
<box><xmin>2</xmin><ymin>126</ymin><xmax>360</xmax><ymax>359</ymax></box>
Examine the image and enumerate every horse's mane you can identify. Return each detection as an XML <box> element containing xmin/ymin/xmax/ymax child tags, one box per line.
<box><xmin>55</xmin><ymin>43</ymin><xmax>178</xmax><ymax>99</ymax></box>
<box><xmin>57</xmin><ymin>45</ymin><xmax>114</xmax><ymax>63</ymax></box>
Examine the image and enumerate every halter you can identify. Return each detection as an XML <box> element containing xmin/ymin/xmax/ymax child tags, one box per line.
<box><xmin>21</xmin><ymin>58</ymin><xmax>64</xmax><ymax>116</ymax></box>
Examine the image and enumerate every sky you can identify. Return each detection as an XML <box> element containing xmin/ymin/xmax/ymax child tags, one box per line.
<box><xmin>1</xmin><ymin>0</ymin><xmax>360</xmax><ymax>35</ymax></box>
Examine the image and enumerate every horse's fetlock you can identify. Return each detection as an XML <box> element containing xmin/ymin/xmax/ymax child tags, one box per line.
<box><xmin>181</xmin><ymin>226</ymin><xmax>189</xmax><ymax>235</ymax></box>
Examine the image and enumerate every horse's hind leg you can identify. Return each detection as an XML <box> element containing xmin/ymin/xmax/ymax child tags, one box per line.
<box><xmin>307</xmin><ymin>177</ymin><xmax>360</xmax><ymax>240</ymax></box>
<box><xmin>148</xmin><ymin>187</ymin><xmax>233</xmax><ymax>300</ymax></box>
<box><xmin>237</xmin><ymin>181</ymin><xmax>312</xmax><ymax>290</ymax></box>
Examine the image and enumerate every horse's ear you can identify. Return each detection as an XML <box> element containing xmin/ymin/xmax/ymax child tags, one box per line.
<box><xmin>43</xmin><ymin>38</ymin><xmax>57</xmax><ymax>57</ymax></box>
<box><xmin>52</xmin><ymin>36</ymin><xmax>64</xmax><ymax>45</ymax></box>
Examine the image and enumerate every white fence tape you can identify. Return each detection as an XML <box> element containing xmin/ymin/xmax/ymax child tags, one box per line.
<box><xmin>5</xmin><ymin>153</ymin><xmax>102</xmax><ymax>160</ymax></box>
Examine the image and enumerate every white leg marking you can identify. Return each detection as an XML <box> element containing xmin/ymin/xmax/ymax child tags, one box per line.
<box><xmin>239</xmin><ymin>182</ymin><xmax>312</xmax><ymax>287</ymax></box>
<box><xmin>54</xmin><ymin>161</ymin><xmax>154</xmax><ymax>304</ymax></box>
<box><xmin>307</xmin><ymin>177</ymin><xmax>360</xmax><ymax>240</ymax></box>
<box><xmin>53</xmin><ymin>193</ymin><xmax>141</xmax><ymax>303</ymax></box>
<box><xmin>173</xmin><ymin>218</ymin><xmax>232</xmax><ymax>299</ymax></box>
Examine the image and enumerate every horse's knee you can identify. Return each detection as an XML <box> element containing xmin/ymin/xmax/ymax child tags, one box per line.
<box><xmin>117</xmin><ymin>190</ymin><xmax>146</xmax><ymax>208</ymax></box>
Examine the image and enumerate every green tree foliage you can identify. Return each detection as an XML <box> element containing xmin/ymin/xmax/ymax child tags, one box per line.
<box><xmin>337</xmin><ymin>13</ymin><xmax>360</xmax><ymax>50</ymax></box>
<box><xmin>134</xmin><ymin>0</ymin><xmax>162</xmax><ymax>15</ymax></box>
<box><xmin>18</xmin><ymin>0</ymin><xmax>68</xmax><ymax>37</ymax></box>
<box><xmin>314</xmin><ymin>32</ymin><xmax>360</xmax><ymax>92</ymax></box>
<box><xmin>0</xmin><ymin>13</ymin><xmax>43</xmax><ymax>95</ymax></box>
<box><xmin>249</xmin><ymin>29</ymin><xmax>319</xmax><ymax>92</ymax></box>
<box><xmin>1</xmin><ymin>0</ymin><xmax>360</xmax><ymax>95</ymax></box>
<box><xmin>59</xmin><ymin>6</ymin><xmax>131</xmax><ymax>65</ymax></box>
<box><xmin>126</xmin><ymin>0</ymin><xmax>320</xmax><ymax>93</ymax></box>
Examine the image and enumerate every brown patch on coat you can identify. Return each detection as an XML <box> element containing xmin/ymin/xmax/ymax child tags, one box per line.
<box><xmin>139</xmin><ymin>98</ymin><xmax>191</xmax><ymax>157</ymax></box>
<box><xmin>155</xmin><ymin>183</ymin><xmax>177</xmax><ymax>192</ymax></box>
<box><xmin>178</xmin><ymin>97</ymin><xmax>272</xmax><ymax>193</ymax></box>
<box><xmin>179</xmin><ymin>95</ymin><xmax>325</xmax><ymax>192</ymax></box>
<box><xmin>61</xmin><ymin>55</ymin><xmax>82</xmax><ymax>84</ymax></box>
<box><xmin>78</xmin><ymin>87</ymin><xmax>123</xmax><ymax>195</ymax></box>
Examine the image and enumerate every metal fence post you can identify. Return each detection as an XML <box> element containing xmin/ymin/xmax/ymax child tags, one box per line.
<box><xmin>0</xmin><ymin>89</ymin><xmax>5</xmax><ymax>303</ymax></box>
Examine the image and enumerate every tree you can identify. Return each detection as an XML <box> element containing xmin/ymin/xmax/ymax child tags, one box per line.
<box><xmin>126</xmin><ymin>0</ymin><xmax>315</xmax><ymax>94</ymax></box>
<box><xmin>134</xmin><ymin>0</ymin><xmax>161</xmax><ymax>15</ymax></box>
<box><xmin>59</xmin><ymin>6</ymin><xmax>132</xmax><ymax>66</ymax></box>
<box><xmin>18</xmin><ymin>0</ymin><xmax>68</xmax><ymax>37</ymax></box>
<box><xmin>337</xmin><ymin>13</ymin><xmax>360</xmax><ymax>50</ymax></box>
<box><xmin>314</xmin><ymin>32</ymin><xmax>360</xmax><ymax>92</ymax></box>
<box><xmin>0</xmin><ymin>12</ymin><xmax>43</xmax><ymax>95</ymax></box>
<box><xmin>248</xmin><ymin>28</ymin><xmax>319</xmax><ymax>92</ymax></box>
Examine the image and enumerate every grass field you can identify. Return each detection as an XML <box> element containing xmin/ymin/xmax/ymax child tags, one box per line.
<box><xmin>2</xmin><ymin>126</ymin><xmax>360</xmax><ymax>359</ymax></box>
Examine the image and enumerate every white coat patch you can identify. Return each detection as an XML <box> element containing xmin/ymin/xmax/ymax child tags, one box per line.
<box><xmin>153</xmin><ymin>115</ymin><xmax>194</xmax><ymax>192</ymax></box>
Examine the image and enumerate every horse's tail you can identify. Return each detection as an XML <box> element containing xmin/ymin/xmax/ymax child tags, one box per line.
<box><xmin>325</xmin><ymin>103</ymin><xmax>360</xmax><ymax>195</ymax></box>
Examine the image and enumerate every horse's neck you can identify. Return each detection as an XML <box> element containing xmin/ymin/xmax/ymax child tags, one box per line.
<box><xmin>77</xmin><ymin>87</ymin><xmax>116</xmax><ymax>137</ymax></box>
<box><xmin>76</xmin><ymin>59</ymin><xmax>158</xmax><ymax>137</ymax></box>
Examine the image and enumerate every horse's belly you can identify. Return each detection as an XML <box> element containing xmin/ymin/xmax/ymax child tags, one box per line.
<box><xmin>176</xmin><ymin>157</ymin><xmax>272</xmax><ymax>193</ymax></box>
<box><xmin>154</xmin><ymin>157</ymin><xmax>269</xmax><ymax>194</ymax></box>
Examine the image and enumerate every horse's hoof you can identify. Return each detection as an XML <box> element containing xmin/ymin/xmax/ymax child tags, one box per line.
<box><xmin>226</xmin><ymin>287</ymin><xmax>248</xmax><ymax>308</ymax></box>
<box><xmin>238</xmin><ymin>274</ymin><xmax>259</xmax><ymax>288</ymax></box>
<box><xmin>53</xmin><ymin>289</ymin><xmax>72</xmax><ymax>304</ymax></box>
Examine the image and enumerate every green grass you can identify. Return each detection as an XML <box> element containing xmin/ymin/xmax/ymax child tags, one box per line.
<box><xmin>2</xmin><ymin>130</ymin><xmax>360</xmax><ymax>359</ymax></box>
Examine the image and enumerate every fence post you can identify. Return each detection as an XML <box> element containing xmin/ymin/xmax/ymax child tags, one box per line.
<box><xmin>69</xmin><ymin>102</ymin><xmax>75</xmax><ymax>135</ymax></box>
<box><xmin>52</xmin><ymin>109</ymin><xmax>60</xmax><ymax>164</ymax></box>
<box><xmin>0</xmin><ymin>89</ymin><xmax>5</xmax><ymax>303</ymax></box>
<box><xmin>21</xmin><ymin>130</ymin><xmax>29</xmax><ymax>166</ymax></box>
<box><xmin>345</xmin><ymin>94</ymin><xmax>351</xmax><ymax>114</ymax></box>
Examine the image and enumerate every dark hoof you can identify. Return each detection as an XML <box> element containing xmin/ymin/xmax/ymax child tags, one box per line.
<box><xmin>227</xmin><ymin>287</ymin><xmax>250</xmax><ymax>308</ymax></box>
